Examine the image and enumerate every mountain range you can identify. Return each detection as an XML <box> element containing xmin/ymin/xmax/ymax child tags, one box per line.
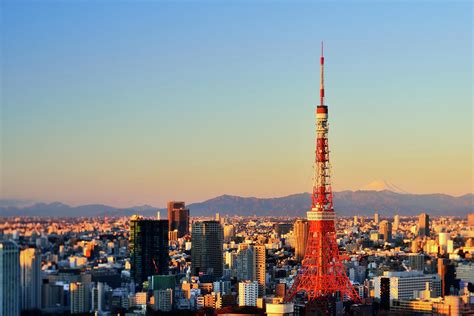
<box><xmin>0</xmin><ymin>190</ymin><xmax>472</xmax><ymax>217</ymax></box>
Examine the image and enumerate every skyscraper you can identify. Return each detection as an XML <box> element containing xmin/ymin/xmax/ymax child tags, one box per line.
<box><xmin>191</xmin><ymin>221</ymin><xmax>223</xmax><ymax>278</ymax></box>
<box><xmin>374</xmin><ymin>212</ymin><xmax>380</xmax><ymax>225</ymax></box>
<box><xmin>167</xmin><ymin>201</ymin><xmax>190</xmax><ymax>238</ymax></box>
<box><xmin>70</xmin><ymin>282</ymin><xmax>91</xmax><ymax>314</ymax></box>
<box><xmin>20</xmin><ymin>248</ymin><xmax>41</xmax><ymax>311</ymax></box>
<box><xmin>0</xmin><ymin>241</ymin><xmax>20</xmax><ymax>316</ymax></box>
<box><xmin>293</xmin><ymin>220</ymin><xmax>309</xmax><ymax>262</ymax></box>
<box><xmin>379</xmin><ymin>220</ymin><xmax>392</xmax><ymax>242</ymax></box>
<box><xmin>418</xmin><ymin>213</ymin><xmax>430</xmax><ymax>237</ymax></box>
<box><xmin>129</xmin><ymin>215</ymin><xmax>169</xmax><ymax>287</ymax></box>
<box><xmin>235</xmin><ymin>244</ymin><xmax>266</xmax><ymax>297</ymax></box>
<box><xmin>393</xmin><ymin>214</ymin><xmax>400</xmax><ymax>232</ymax></box>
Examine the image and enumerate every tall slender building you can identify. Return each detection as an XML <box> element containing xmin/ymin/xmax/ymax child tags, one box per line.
<box><xmin>285</xmin><ymin>43</ymin><xmax>360</xmax><ymax>309</ymax></box>
<box><xmin>379</xmin><ymin>220</ymin><xmax>392</xmax><ymax>242</ymax></box>
<box><xmin>191</xmin><ymin>221</ymin><xmax>223</xmax><ymax>278</ymax></box>
<box><xmin>393</xmin><ymin>214</ymin><xmax>400</xmax><ymax>232</ymax></box>
<box><xmin>235</xmin><ymin>244</ymin><xmax>266</xmax><ymax>297</ymax></box>
<box><xmin>20</xmin><ymin>248</ymin><xmax>42</xmax><ymax>311</ymax></box>
<box><xmin>294</xmin><ymin>220</ymin><xmax>309</xmax><ymax>262</ymax></box>
<box><xmin>129</xmin><ymin>215</ymin><xmax>169</xmax><ymax>288</ymax></box>
<box><xmin>0</xmin><ymin>241</ymin><xmax>20</xmax><ymax>316</ymax></box>
<box><xmin>167</xmin><ymin>201</ymin><xmax>190</xmax><ymax>238</ymax></box>
<box><xmin>418</xmin><ymin>213</ymin><xmax>430</xmax><ymax>237</ymax></box>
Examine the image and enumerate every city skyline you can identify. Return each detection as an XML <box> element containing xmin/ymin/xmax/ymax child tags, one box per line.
<box><xmin>2</xmin><ymin>1</ymin><xmax>472</xmax><ymax>207</ymax></box>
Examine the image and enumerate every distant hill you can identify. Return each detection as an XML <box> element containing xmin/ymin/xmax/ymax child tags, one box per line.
<box><xmin>0</xmin><ymin>191</ymin><xmax>472</xmax><ymax>217</ymax></box>
<box><xmin>188</xmin><ymin>191</ymin><xmax>473</xmax><ymax>217</ymax></box>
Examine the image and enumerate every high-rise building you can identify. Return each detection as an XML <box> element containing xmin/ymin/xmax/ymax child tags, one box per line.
<box><xmin>293</xmin><ymin>220</ymin><xmax>309</xmax><ymax>262</ymax></box>
<box><xmin>468</xmin><ymin>214</ymin><xmax>474</xmax><ymax>227</ymax></box>
<box><xmin>456</xmin><ymin>263</ymin><xmax>474</xmax><ymax>284</ymax></box>
<box><xmin>418</xmin><ymin>213</ymin><xmax>430</xmax><ymax>237</ymax></box>
<box><xmin>70</xmin><ymin>282</ymin><xmax>91</xmax><ymax>314</ymax></box>
<box><xmin>20</xmin><ymin>248</ymin><xmax>42</xmax><ymax>311</ymax></box>
<box><xmin>223</xmin><ymin>224</ymin><xmax>235</xmax><ymax>242</ymax></box>
<box><xmin>236</xmin><ymin>244</ymin><xmax>266</xmax><ymax>297</ymax></box>
<box><xmin>167</xmin><ymin>201</ymin><xmax>190</xmax><ymax>238</ymax></box>
<box><xmin>379</xmin><ymin>220</ymin><xmax>392</xmax><ymax>242</ymax></box>
<box><xmin>91</xmin><ymin>282</ymin><xmax>105</xmax><ymax>313</ymax></box>
<box><xmin>408</xmin><ymin>254</ymin><xmax>425</xmax><ymax>272</ymax></box>
<box><xmin>437</xmin><ymin>258</ymin><xmax>456</xmax><ymax>297</ymax></box>
<box><xmin>238</xmin><ymin>281</ymin><xmax>258</xmax><ymax>307</ymax></box>
<box><xmin>0</xmin><ymin>241</ymin><xmax>20</xmax><ymax>316</ymax></box>
<box><xmin>374</xmin><ymin>212</ymin><xmax>380</xmax><ymax>225</ymax></box>
<box><xmin>393</xmin><ymin>215</ymin><xmax>400</xmax><ymax>232</ymax></box>
<box><xmin>275</xmin><ymin>283</ymin><xmax>287</xmax><ymax>298</ymax></box>
<box><xmin>129</xmin><ymin>215</ymin><xmax>169</xmax><ymax>287</ymax></box>
<box><xmin>438</xmin><ymin>233</ymin><xmax>450</xmax><ymax>255</ymax></box>
<box><xmin>191</xmin><ymin>221</ymin><xmax>223</xmax><ymax>278</ymax></box>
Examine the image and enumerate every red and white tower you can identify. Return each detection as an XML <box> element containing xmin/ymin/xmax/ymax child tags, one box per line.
<box><xmin>285</xmin><ymin>43</ymin><xmax>361</xmax><ymax>309</ymax></box>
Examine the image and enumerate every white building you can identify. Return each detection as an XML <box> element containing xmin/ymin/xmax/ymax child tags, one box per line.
<box><xmin>238</xmin><ymin>280</ymin><xmax>259</xmax><ymax>307</ymax></box>
<box><xmin>456</xmin><ymin>263</ymin><xmax>474</xmax><ymax>284</ymax></box>
<box><xmin>374</xmin><ymin>271</ymin><xmax>441</xmax><ymax>303</ymax></box>
<box><xmin>20</xmin><ymin>248</ymin><xmax>42</xmax><ymax>311</ymax></box>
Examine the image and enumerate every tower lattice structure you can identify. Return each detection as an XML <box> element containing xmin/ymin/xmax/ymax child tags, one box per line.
<box><xmin>285</xmin><ymin>43</ymin><xmax>361</xmax><ymax>306</ymax></box>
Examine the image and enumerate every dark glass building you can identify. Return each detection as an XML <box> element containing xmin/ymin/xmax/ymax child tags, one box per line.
<box><xmin>191</xmin><ymin>221</ymin><xmax>223</xmax><ymax>278</ymax></box>
<box><xmin>129</xmin><ymin>215</ymin><xmax>169</xmax><ymax>288</ymax></box>
<box><xmin>167</xmin><ymin>201</ymin><xmax>190</xmax><ymax>238</ymax></box>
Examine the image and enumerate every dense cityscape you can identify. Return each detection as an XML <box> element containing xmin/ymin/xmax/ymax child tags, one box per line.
<box><xmin>1</xmin><ymin>1</ymin><xmax>472</xmax><ymax>316</ymax></box>
<box><xmin>1</xmin><ymin>210</ymin><xmax>474</xmax><ymax>315</ymax></box>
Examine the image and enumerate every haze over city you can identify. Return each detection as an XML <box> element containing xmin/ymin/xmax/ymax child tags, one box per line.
<box><xmin>1</xmin><ymin>1</ymin><xmax>472</xmax><ymax>207</ymax></box>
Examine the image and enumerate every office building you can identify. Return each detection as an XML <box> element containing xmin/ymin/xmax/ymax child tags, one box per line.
<box><xmin>223</xmin><ymin>224</ymin><xmax>235</xmax><ymax>242</ymax></box>
<box><xmin>418</xmin><ymin>213</ymin><xmax>430</xmax><ymax>237</ymax></box>
<box><xmin>154</xmin><ymin>289</ymin><xmax>173</xmax><ymax>312</ymax></box>
<box><xmin>468</xmin><ymin>213</ymin><xmax>474</xmax><ymax>227</ymax></box>
<box><xmin>191</xmin><ymin>221</ymin><xmax>223</xmax><ymax>278</ymax></box>
<box><xmin>129</xmin><ymin>215</ymin><xmax>169</xmax><ymax>287</ymax></box>
<box><xmin>275</xmin><ymin>283</ymin><xmax>286</xmax><ymax>298</ymax></box>
<box><xmin>379</xmin><ymin>220</ymin><xmax>392</xmax><ymax>242</ymax></box>
<box><xmin>456</xmin><ymin>263</ymin><xmax>474</xmax><ymax>284</ymax></box>
<box><xmin>438</xmin><ymin>258</ymin><xmax>456</xmax><ymax>297</ymax></box>
<box><xmin>293</xmin><ymin>220</ymin><xmax>309</xmax><ymax>262</ymax></box>
<box><xmin>70</xmin><ymin>282</ymin><xmax>91</xmax><ymax>314</ymax></box>
<box><xmin>374</xmin><ymin>212</ymin><xmax>380</xmax><ymax>225</ymax></box>
<box><xmin>393</xmin><ymin>215</ymin><xmax>400</xmax><ymax>232</ymax></box>
<box><xmin>238</xmin><ymin>281</ymin><xmax>259</xmax><ymax>307</ymax></box>
<box><xmin>236</xmin><ymin>244</ymin><xmax>266</xmax><ymax>297</ymax></box>
<box><xmin>374</xmin><ymin>271</ymin><xmax>441</xmax><ymax>307</ymax></box>
<box><xmin>20</xmin><ymin>248</ymin><xmax>42</xmax><ymax>311</ymax></box>
<box><xmin>0</xmin><ymin>241</ymin><xmax>20</xmax><ymax>316</ymax></box>
<box><xmin>167</xmin><ymin>201</ymin><xmax>190</xmax><ymax>238</ymax></box>
<box><xmin>408</xmin><ymin>254</ymin><xmax>425</xmax><ymax>272</ymax></box>
<box><xmin>91</xmin><ymin>282</ymin><xmax>105</xmax><ymax>313</ymax></box>
<box><xmin>438</xmin><ymin>233</ymin><xmax>450</xmax><ymax>255</ymax></box>
<box><xmin>274</xmin><ymin>223</ymin><xmax>292</xmax><ymax>236</ymax></box>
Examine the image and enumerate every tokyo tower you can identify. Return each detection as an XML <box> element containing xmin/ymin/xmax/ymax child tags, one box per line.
<box><xmin>285</xmin><ymin>43</ymin><xmax>361</xmax><ymax>310</ymax></box>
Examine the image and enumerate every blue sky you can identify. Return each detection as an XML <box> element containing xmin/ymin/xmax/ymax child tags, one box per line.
<box><xmin>1</xmin><ymin>0</ymin><xmax>472</xmax><ymax>206</ymax></box>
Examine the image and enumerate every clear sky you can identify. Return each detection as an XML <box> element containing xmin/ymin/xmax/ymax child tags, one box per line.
<box><xmin>1</xmin><ymin>0</ymin><xmax>472</xmax><ymax>207</ymax></box>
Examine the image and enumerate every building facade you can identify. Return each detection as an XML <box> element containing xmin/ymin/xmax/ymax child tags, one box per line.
<box><xmin>238</xmin><ymin>281</ymin><xmax>259</xmax><ymax>307</ymax></box>
<box><xmin>191</xmin><ymin>221</ymin><xmax>223</xmax><ymax>278</ymax></box>
<box><xmin>129</xmin><ymin>215</ymin><xmax>169</xmax><ymax>287</ymax></box>
<box><xmin>167</xmin><ymin>201</ymin><xmax>190</xmax><ymax>238</ymax></box>
<box><xmin>293</xmin><ymin>220</ymin><xmax>309</xmax><ymax>262</ymax></box>
<box><xmin>20</xmin><ymin>248</ymin><xmax>42</xmax><ymax>311</ymax></box>
<box><xmin>0</xmin><ymin>241</ymin><xmax>20</xmax><ymax>316</ymax></box>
